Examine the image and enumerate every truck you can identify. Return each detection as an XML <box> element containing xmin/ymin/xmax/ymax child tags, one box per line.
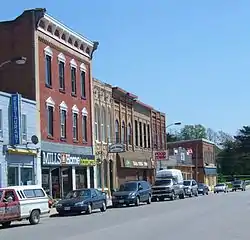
<box><xmin>152</xmin><ymin>169</ymin><xmax>185</xmax><ymax>201</ymax></box>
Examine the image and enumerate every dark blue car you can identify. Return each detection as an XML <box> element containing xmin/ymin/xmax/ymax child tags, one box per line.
<box><xmin>112</xmin><ymin>181</ymin><xmax>152</xmax><ymax>207</ymax></box>
<box><xmin>56</xmin><ymin>188</ymin><xmax>107</xmax><ymax>216</ymax></box>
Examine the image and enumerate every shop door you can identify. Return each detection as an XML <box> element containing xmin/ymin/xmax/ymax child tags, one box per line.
<box><xmin>61</xmin><ymin>168</ymin><xmax>72</xmax><ymax>198</ymax></box>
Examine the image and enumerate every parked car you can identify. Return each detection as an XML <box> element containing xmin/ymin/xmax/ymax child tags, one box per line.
<box><xmin>56</xmin><ymin>188</ymin><xmax>107</xmax><ymax>216</ymax></box>
<box><xmin>232</xmin><ymin>180</ymin><xmax>246</xmax><ymax>192</ymax></box>
<box><xmin>112</xmin><ymin>181</ymin><xmax>152</xmax><ymax>207</ymax></box>
<box><xmin>0</xmin><ymin>185</ymin><xmax>49</xmax><ymax>228</ymax></box>
<box><xmin>152</xmin><ymin>169</ymin><xmax>185</xmax><ymax>201</ymax></box>
<box><xmin>214</xmin><ymin>183</ymin><xmax>228</xmax><ymax>193</ymax></box>
<box><xmin>183</xmin><ymin>180</ymin><xmax>198</xmax><ymax>197</ymax></box>
<box><xmin>197</xmin><ymin>183</ymin><xmax>209</xmax><ymax>195</ymax></box>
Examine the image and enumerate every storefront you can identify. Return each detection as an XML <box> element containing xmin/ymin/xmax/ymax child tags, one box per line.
<box><xmin>116</xmin><ymin>151</ymin><xmax>155</xmax><ymax>187</ymax></box>
<box><xmin>204</xmin><ymin>167</ymin><xmax>217</xmax><ymax>187</ymax></box>
<box><xmin>41</xmin><ymin>150</ymin><xmax>95</xmax><ymax>198</ymax></box>
<box><xmin>0</xmin><ymin>146</ymin><xmax>39</xmax><ymax>188</ymax></box>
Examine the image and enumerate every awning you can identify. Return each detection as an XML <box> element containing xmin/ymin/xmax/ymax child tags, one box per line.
<box><xmin>204</xmin><ymin>167</ymin><xmax>217</xmax><ymax>176</ymax></box>
<box><xmin>118</xmin><ymin>151</ymin><xmax>153</xmax><ymax>169</ymax></box>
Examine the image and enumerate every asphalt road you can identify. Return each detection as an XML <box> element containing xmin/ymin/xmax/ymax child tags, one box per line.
<box><xmin>1</xmin><ymin>191</ymin><xmax>250</xmax><ymax>240</ymax></box>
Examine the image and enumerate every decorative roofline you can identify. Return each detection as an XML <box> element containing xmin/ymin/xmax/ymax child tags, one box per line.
<box><xmin>112</xmin><ymin>87</ymin><xmax>138</xmax><ymax>100</ymax></box>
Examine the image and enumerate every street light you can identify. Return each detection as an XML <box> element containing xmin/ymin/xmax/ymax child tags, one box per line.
<box><xmin>0</xmin><ymin>56</ymin><xmax>27</xmax><ymax>69</ymax></box>
<box><xmin>166</xmin><ymin>122</ymin><xmax>181</xmax><ymax>128</ymax></box>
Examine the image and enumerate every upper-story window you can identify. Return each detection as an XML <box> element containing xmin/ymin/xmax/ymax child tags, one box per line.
<box><xmin>134</xmin><ymin>120</ymin><xmax>138</xmax><ymax>146</ymax></box>
<box><xmin>121</xmin><ymin>121</ymin><xmax>126</xmax><ymax>144</ymax></box>
<box><xmin>107</xmin><ymin>109</ymin><xmax>112</xmax><ymax>142</ymax></box>
<box><xmin>58</xmin><ymin>53</ymin><xmax>66</xmax><ymax>91</ymax></box>
<box><xmin>45</xmin><ymin>97</ymin><xmax>55</xmax><ymax>137</ymax></box>
<box><xmin>21</xmin><ymin>114</ymin><xmax>27</xmax><ymax>142</ymax></box>
<box><xmin>0</xmin><ymin>109</ymin><xmax>3</xmax><ymax>139</ymax></box>
<box><xmin>72</xmin><ymin>105</ymin><xmax>79</xmax><ymax>140</ymax></box>
<box><xmin>59</xmin><ymin>101</ymin><xmax>68</xmax><ymax>139</ymax></box>
<box><xmin>80</xmin><ymin>63</ymin><xmax>86</xmax><ymax>98</ymax></box>
<box><xmin>101</xmin><ymin>107</ymin><xmax>106</xmax><ymax>142</ymax></box>
<box><xmin>128</xmin><ymin>123</ymin><xmax>132</xmax><ymax>145</ymax></box>
<box><xmin>70</xmin><ymin>59</ymin><xmax>77</xmax><ymax>95</ymax></box>
<box><xmin>115</xmin><ymin>120</ymin><xmax>120</xmax><ymax>144</ymax></box>
<box><xmin>143</xmin><ymin>123</ymin><xmax>147</xmax><ymax>148</ymax></box>
<box><xmin>82</xmin><ymin>107</ymin><xmax>88</xmax><ymax>142</ymax></box>
<box><xmin>94</xmin><ymin>105</ymin><xmax>100</xmax><ymax>141</ymax></box>
<box><xmin>147</xmin><ymin>124</ymin><xmax>151</xmax><ymax>148</ymax></box>
<box><xmin>44</xmin><ymin>46</ymin><xmax>53</xmax><ymax>87</ymax></box>
<box><xmin>139</xmin><ymin>122</ymin><xmax>143</xmax><ymax>147</ymax></box>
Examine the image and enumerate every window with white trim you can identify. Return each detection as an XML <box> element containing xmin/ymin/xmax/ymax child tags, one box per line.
<box><xmin>107</xmin><ymin>109</ymin><xmax>111</xmax><ymax>142</ymax></box>
<box><xmin>60</xmin><ymin>110</ymin><xmax>67</xmax><ymax>138</ymax></box>
<box><xmin>21</xmin><ymin>114</ymin><xmax>27</xmax><ymax>142</ymax></box>
<box><xmin>80</xmin><ymin>70</ymin><xmax>86</xmax><ymax>98</ymax></box>
<box><xmin>59</xmin><ymin>61</ymin><xmax>65</xmax><ymax>90</ymax></box>
<box><xmin>82</xmin><ymin>115</ymin><xmax>87</xmax><ymax>142</ymax></box>
<box><xmin>46</xmin><ymin>97</ymin><xmax>55</xmax><ymax>137</ymax></box>
<box><xmin>44</xmin><ymin>46</ymin><xmax>53</xmax><ymax>87</ymax></box>
<box><xmin>94</xmin><ymin>105</ymin><xmax>99</xmax><ymax>141</ymax></box>
<box><xmin>73</xmin><ymin>113</ymin><xmax>78</xmax><ymax>140</ymax></box>
<box><xmin>70</xmin><ymin>59</ymin><xmax>77</xmax><ymax>95</ymax></box>
<box><xmin>0</xmin><ymin>109</ymin><xmax>3</xmax><ymax>138</ymax></box>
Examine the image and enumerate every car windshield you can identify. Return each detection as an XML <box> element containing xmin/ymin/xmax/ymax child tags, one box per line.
<box><xmin>216</xmin><ymin>184</ymin><xmax>225</xmax><ymax>187</ymax></box>
<box><xmin>0</xmin><ymin>190</ymin><xmax>3</xmax><ymax>200</ymax></box>
<box><xmin>155</xmin><ymin>179</ymin><xmax>172</xmax><ymax>186</ymax></box>
<box><xmin>233</xmin><ymin>180</ymin><xmax>241</xmax><ymax>184</ymax></box>
<box><xmin>198</xmin><ymin>183</ymin><xmax>204</xmax><ymax>187</ymax></box>
<box><xmin>183</xmin><ymin>180</ymin><xmax>191</xmax><ymax>186</ymax></box>
<box><xmin>65</xmin><ymin>190</ymin><xmax>91</xmax><ymax>199</ymax></box>
<box><xmin>119</xmin><ymin>182</ymin><xmax>137</xmax><ymax>191</ymax></box>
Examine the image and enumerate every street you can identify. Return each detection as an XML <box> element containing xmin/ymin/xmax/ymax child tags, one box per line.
<box><xmin>1</xmin><ymin>191</ymin><xmax>249</xmax><ymax>240</ymax></box>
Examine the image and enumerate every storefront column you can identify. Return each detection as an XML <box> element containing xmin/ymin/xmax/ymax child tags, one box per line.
<box><xmin>87</xmin><ymin>167</ymin><xmax>91</xmax><ymax>188</ymax></box>
<box><xmin>107</xmin><ymin>161</ymin><xmax>111</xmax><ymax>196</ymax></box>
<box><xmin>101</xmin><ymin>161</ymin><xmax>105</xmax><ymax>191</ymax></box>
<box><xmin>72</xmin><ymin>166</ymin><xmax>76</xmax><ymax>190</ymax></box>
<box><xmin>94</xmin><ymin>165</ymin><xmax>97</xmax><ymax>188</ymax></box>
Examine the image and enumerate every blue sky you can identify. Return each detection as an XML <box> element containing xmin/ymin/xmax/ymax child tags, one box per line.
<box><xmin>1</xmin><ymin>1</ymin><xmax>249</xmax><ymax>135</ymax></box>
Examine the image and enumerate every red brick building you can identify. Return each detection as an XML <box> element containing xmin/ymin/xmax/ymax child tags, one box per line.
<box><xmin>167</xmin><ymin>139</ymin><xmax>217</xmax><ymax>187</ymax></box>
<box><xmin>0</xmin><ymin>8</ymin><xmax>98</xmax><ymax>197</ymax></box>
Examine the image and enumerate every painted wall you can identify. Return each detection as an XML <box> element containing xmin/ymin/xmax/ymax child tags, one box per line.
<box><xmin>0</xmin><ymin>91</ymin><xmax>40</xmax><ymax>187</ymax></box>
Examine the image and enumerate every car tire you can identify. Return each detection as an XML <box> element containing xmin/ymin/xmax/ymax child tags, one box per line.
<box><xmin>151</xmin><ymin>197</ymin><xmax>157</xmax><ymax>202</ymax></box>
<box><xmin>29</xmin><ymin>210</ymin><xmax>40</xmax><ymax>225</ymax></box>
<box><xmin>2</xmin><ymin>221</ymin><xmax>11</xmax><ymax>228</ymax></box>
<box><xmin>170</xmin><ymin>191</ymin><xmax>175</xmax><ymax>201</ymax></box>
<box><xmin>206</xmin><ymin>192</ymin><xmax>209</xmax><ymax>195</ymax></box>
<box><xmin>86</xmin><ymin>204</ymin><xmax>92</xmax><ymax>214</ymax></box>
<box><xmin>179</xmin><ymin>193</ymin><xmax>185</xmax><ymax>199</ymax></box>
<box><xmin>147</xmin><ymin>195</ymin><xmax>152</xmax><ymax>204</ymax></box>
<box><xmin>159</xmin><ymin>197</ymin><xmax>165</xmax><ymax>201</ymax></box>
<box><xmin>100</xmin><ymin>201</ymin><xmax>107</xmax><ymax>212</ymax></box>
<box><xmin>135</xmin><ymin>197</ymin><xmax>140</xmax><ymax>206</ymax></box>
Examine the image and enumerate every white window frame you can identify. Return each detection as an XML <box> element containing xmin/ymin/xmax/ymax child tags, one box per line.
<box><xmin>72</xmin><ymin>105</ymin><xmax>79</xmax><ymax>140</ymax></box>
<box><xmin>59</xmin><ymin>101</ymin><xmax>68</xmax><ymax>138</ymax></box>
<box><xmin>58</xmin><ymin>53</ymin><xmax>66</xmax><ymax>91</ymax></box>
<box><xmin>44</xmin><ymin>46</ymin><xmax>53</xmax><ymax>87</ymax></box>
<box><xmin>45</xmin><ymin>97</ymin><xmax>55</xmax><ymax>136</ymax></box>
<box><xmin>80</xmin><ymin>63</ymin><xmax>86</xmax><ymax>98</ymax></box>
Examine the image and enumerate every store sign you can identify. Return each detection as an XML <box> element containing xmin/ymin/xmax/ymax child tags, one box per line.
<box><xmin>108</xmin><ymin>143</ymin><xmax>125</xmax><ymax>153</ymax></box>
<box><xmin>10</xmin><ymin>93</ymin><xmax>22</xmax><ymax>145</ymax></box>
<box><xmin>155</xmin><ymin>151</ymin><xmax>167</xmax><ymax>160</ymax></box>
<box><xmin>80</xmin><ymin>159</ymin><xmax>96</xmax><ymax>166</ymax></box>
<box><xmin>42</xmin><ymin>151</ymin><xmax>80</xmax><ymax>166</ymax></box>
<box><xmin>124</xmin><ymin>159</ymin><xmax>148</xmax><ymax>168</ymax></box>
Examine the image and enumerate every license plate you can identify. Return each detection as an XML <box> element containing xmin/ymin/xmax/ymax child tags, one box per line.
<box><xmin>198</xmin><ymin>189</ymin><xmax>203</xmax><ymax>191</ymax></box>
<box><xmin>119</xmin><ymin>200</ymin><xmax>124</xmax><ymax>203</ymax></box>
<box><xmin>64</xmin><ymin>207</ymin><xmax>70</xmax><ymax>211</ymax></box>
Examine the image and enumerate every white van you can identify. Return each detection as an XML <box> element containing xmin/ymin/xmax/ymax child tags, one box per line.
<box><xmin>0</xmin><ymin>185</ymin><xmax>49</xmax><ymax>228</ymax></box>
<box><xmin>156</xmin><ymin>169</ymin><xmax>184</xmax><ymax>184</ymax></box>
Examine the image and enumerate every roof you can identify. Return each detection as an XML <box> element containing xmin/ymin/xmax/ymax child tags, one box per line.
<box><xmin>1</xmin><ymin>185</ymin><xmax>43</xmax><ymax>191</ymax></box>
<box><xmin>168</xmin><ymin>138</ymin><xmax>216</xmax><ymax>145</ymax></box>
<box><xmin>112</xmin><ymin>87</ymin><xmax>138</xmax><ymax>99</ymax></box>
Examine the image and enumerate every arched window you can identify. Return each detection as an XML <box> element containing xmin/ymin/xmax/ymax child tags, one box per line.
<box><xmin>101</xmin><ymin>107</ymin><xmax>106</xmax><ymax>142</ymax></box>
<box><xmin>121</xmin><ymin>121</ymin><xmax>126</xmax><ymax>143</ymax></box>
<box><xmin>115</xmin><ymin>120</ymin><xmax>120</xmax><ymax>143</ymax></box>
<box><xmin>94</xmin><ymin>105</ymin><xmax>100</xmax><ymax>141</ymax></box>
<box><xmin>107</xmin><ymin>109</ymin><xmax>111</xmax><ymax>142</ymax></box>
<box><xmin>128</xmin><ymin>123</ymin><xmax>132</xmax><ymax>145</ymax></box>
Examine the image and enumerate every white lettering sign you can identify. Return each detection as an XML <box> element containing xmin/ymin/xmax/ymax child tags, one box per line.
<box><xmin>42</xmin><ymin>152</ymin><xmax>80</xmax><ymax>165</ymax></box>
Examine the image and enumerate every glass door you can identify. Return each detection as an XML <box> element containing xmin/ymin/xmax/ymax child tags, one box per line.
<box><xmin>7</xmin><ymin>166</ymin><xmax>19</xmax><ymax>186</ymax></box>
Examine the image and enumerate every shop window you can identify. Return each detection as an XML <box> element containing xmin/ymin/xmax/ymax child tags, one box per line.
<box><xmin>115</xmin><ymin>120</ymin><xmax>120</xmax><ymax>143</ymax></box>
<box><xmin>90</xmin><ymin>167</ymin><xmax>94</xmax><ymax>188</ymax></box>
<box><xmin>8</xmin><ymin>166</ymin><xmax>18</xmax><ymax>186</ymax></box>
<box><xmin>73</xmin><ymin>112</ymin><xmax>78</xmax><ymax>140</ymax></box>
<box><xmin>21</xmin><ymin>167</ymin><xmax>33</xmax><ymax>185</ymax></box>
<box><xmin>60</xmin><ymin>109</ymin><xmax>67</xmax><ymax>138</ymax></box>
<box><xmin>76</xmin><ymin>168</ymin><xmax>87</xmax><ymax>189</ymax></box>
<box><xmin>21</xmin><ymin>114</ymin><xmax>27</xmax><ymax>142</ymax></box>
<box><xmin>0</xmin><ymin>109</ymin><xmax>3</xmax><ymax>138</ymax></box>
<box><xmin>127</xmin><ymin>123</ymin><xmax>132</xmax><ymax>145</ymax></box>
<box><xmin>103</xmin><ymin>160</ymin><xmax>108</xmax><ymax>188</ymax></box>
<box><xmin>134</xmin><ymin>120</ymin><xmax>138</xmax><ymax>146</ymax></box>
<box><xmin>47</xmin><ymin>106</ymin><xmax>54</xmax><ymax>136</ymax></box>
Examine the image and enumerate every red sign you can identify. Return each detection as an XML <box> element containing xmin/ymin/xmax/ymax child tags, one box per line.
<box><xmin>155</xmin><ymin>151</ymin><xmax>167</xmax><ymax>160</ymax></box>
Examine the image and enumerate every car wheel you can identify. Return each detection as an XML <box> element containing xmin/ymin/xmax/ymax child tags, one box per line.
<box><xmin>86</xmin><ymin>204</ymin><xmax>92</xmax><ymax>214</ymax></box>
<box><xmin>100</xmin><ymin>202</ymin><xmax>107</xmax><ymax>212</ymax></box>
<box><xmin>2</xmin><ymin>221</ymin><xmax>11</xmax><ymax>228</ymax></box>
<box><xmin>206</xmin><ymin>192</ymin><xmax>209</xmax><ymax>195</ymax></box>
<box><xmin>159</xmin><ymin>197</ymin><xmax>165</xmax><ymax>201</ymax></box>
<box><xmin>135</xmin><ymin>197</ymin><xmax>140</xmax><ymax>206</ymax></box>
<box><xmin>195</xmin><ymin>191</ymin><xmax>198</xmax><ymax>197</ymax></box>
<box><xmin>189</xmin><ymin>191</ymin><xmax>193</xmax><ymax>197</ymax></box>
<box><xmin>147</xmin><ymin>195</ymin><xmax>152</xmax><ymax>204</ymax></box>
<box><xmin>170</xmin><ymin>191</ymin><xmax>175</xmax><ymax>201</ymax></box>
<box><xmin>151</xmin><ymin>197</ymin><xmax>157</xmax><ymax>202</ymax></box>
<box><xmin>179</xmin><ymin>193</ymin><xmax>185</xmax><ymax>199</ymax></box>
<box><xmin>29</xmin><ymin>210</ymin><xmax>40</xmax><ymax>225</ymax></box>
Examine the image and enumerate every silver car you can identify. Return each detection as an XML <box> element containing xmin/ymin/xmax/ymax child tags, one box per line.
<box><xmin>214</xmin><ymin>183</ymin><xmax>228</xmax><ymax>193</ymax></box>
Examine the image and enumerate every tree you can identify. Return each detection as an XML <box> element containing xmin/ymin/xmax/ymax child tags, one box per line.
<box><xmin>217</xmin><ymin>130</ymin><xmax>234</xmax><ymax>147</ymax></box>
<box><xmin>179</xmin><ymin>124</ymin><xmax>207</xmax><ymax>140</ymax></box>
<box><xmin>206</xmin><ymin>128</ymin><xmax>218</xmax><ymax>143</ymax></box>
<box><xmin>166</xmin><ymin>133</ymin><xmax>179</xmax><ymax>142</ymax></box>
